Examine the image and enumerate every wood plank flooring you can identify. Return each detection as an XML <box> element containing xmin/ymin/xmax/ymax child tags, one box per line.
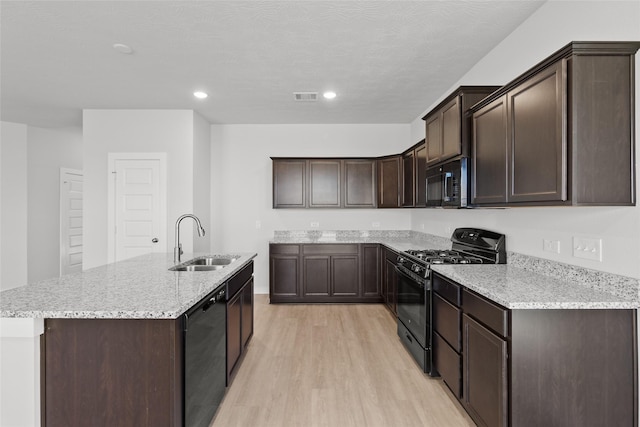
<box><xmin>212</xmin><ymin>295</ymin><xmax>475</xmax><ymax>427</ymax></box>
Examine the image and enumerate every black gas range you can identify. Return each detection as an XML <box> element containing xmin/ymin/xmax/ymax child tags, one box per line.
<box><xmin>396</xmin><ymin>228</ymin><xmax>506</xmax><ymax>375</ymax></box>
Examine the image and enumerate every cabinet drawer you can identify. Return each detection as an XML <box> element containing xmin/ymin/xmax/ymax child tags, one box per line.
<box><xmin>433</xmin><ymin>273</ymin><xmax>461</xmax><ymax>306</ymax></box>
<box><xmin>433</xmin><ymin>293</ymin><xmax>461</xmax><ymax>352</ymax></box>
<box><xmin>303</xmin><ymin>244</ymin><xmax>358</xmax><ymax>255</ymax></box>
<box><xmin>228</xmin><ymin>262</ymin><xmax>254</xmax><ymax>298</ymax></box>
<box><xmin>462</xmin><ymin>289</ymin><xmax>508</xmax><ymax>337</ymax></box>
<box><xmin>434</xmin><ymin>332</ymin><xmax>461</xmax><ymax>399</ymax></box>
<box><xmin>270</xmin><ymin>244</ymin><xmax>300</xmax><ymax>255</ymax></box>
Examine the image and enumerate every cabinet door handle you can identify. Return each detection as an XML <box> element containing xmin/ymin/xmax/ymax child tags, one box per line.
<box><xmin>405</xmin><ymin>333</ymin><xmax>413</xmax><ymax>343</ymax></box>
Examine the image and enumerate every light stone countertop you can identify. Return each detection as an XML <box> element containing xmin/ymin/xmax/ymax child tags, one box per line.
<box><xmin>271</xmin><ymin>230</ymin><xmax>640</xmax><ymax>310</ymax></box>
<box><xmin>0</xmin><ymin>252</ymin><xmax>257</xmax><ymax>319</ymax></box>
<box><xmin>431</xmin><ymin>264</ymin><xmax>640</xmax><ymax>310</ymax></box>
<box><xmin>270</xmin><ymin>230</ymin><xmax>451</xmax><ymax>253</ymax></box>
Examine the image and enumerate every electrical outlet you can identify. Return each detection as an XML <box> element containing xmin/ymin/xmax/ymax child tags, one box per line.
<box><xmin>420</xmin><ymin>223</ymin><xmax>425</xmax><ymax>230</ymax></box>
<box><xmin>543</xmin><ymin>239</ymin><xmax>560</xmax><ymax>253</ymax></box>
<box><xmin>255</xmin><ymin>220</ymin><xmax>261</xmax><ymax>229</ymax></box>
<box><xmin>572</xmin><ymin>237</ymin><xmax>602</xmax><ymax>261</ymax></box>
<box><xmin>310</xmin><ymin>221</ymin><xmax>320</xmax><ymax>228</ymax></box>
<box><xmin>372</xmin><ymin>222</ymin><xmax>380</xmax><ymax>228</ymax></box>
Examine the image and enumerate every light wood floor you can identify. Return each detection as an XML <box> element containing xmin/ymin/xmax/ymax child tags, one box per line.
<box><xmin>212</xmin><ymin>295</ymin><xmax>476</xmax><ymax>427</ymax></box>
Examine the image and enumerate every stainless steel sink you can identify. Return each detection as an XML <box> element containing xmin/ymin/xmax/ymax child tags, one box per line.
<box><xmin>169</xmin><ymin>256</ymin><xmax>238</xmax><ymax>271</ymax></box>
<box><xmin>171</xmin><ymin>264</ymin><xmax>226</xmax><ymax>272</ymax></box>
<box><xmin>189</xmin><ymin>257</ymin><xmax>237</xmax><ymax>266</ymax></box>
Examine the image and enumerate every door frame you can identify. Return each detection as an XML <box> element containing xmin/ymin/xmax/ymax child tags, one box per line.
<box><xmin>107</xmin><ymin>153</ymin><xmax>167</xmax><ymax>264</ymax></box>
<box><xmin>59</xmin><ymin>168</ymin><xmax>83</xmax><ymax>276</ymax></box>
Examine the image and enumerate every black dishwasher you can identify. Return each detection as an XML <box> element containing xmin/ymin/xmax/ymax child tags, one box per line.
<box><xmin>184</xmin><ymin>285</ymin><xmax>227</xmax><ymax>427</ymax></box>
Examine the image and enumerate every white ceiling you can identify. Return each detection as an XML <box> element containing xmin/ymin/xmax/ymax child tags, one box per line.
<box><xmin>0</xmin><ymin>0</ymin><xmax>546</xmax><ymax>128</ymax></box>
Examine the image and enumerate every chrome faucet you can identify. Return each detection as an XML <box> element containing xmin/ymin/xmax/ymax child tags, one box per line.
<box><xmin>174</xmin><ymin>214</ymin><xmax>206</xmax><ymax>262</ymax></box>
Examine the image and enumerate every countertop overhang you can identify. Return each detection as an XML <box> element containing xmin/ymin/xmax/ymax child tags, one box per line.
<box><xmin>0</xmin><ymin>252</ymin><xmax>257</xmax><ymax>319</ymax></box>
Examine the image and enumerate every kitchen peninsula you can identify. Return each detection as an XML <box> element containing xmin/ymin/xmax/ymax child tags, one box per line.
<box><xmin>0</xmin><ymin>252</ymin><xmax>257</xmax><ymax>427</ymax></box>
<box><xmin>271</xmin><ymin>229</ymin><xmax>640</xmax><ymax>426</ymax></box>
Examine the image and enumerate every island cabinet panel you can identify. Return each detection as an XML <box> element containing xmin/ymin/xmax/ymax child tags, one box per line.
<box><xmin>377</xmin><ymin>156</ymin><xmax>401</xmax><ymax>208</ymax></box>
<box><xmin>44</xmin><ymin>318</ymin><xmax>183</xmax><ymax>427</ymax></box>
<box><xmin>471</xmin><ymin>41</ymin><xmax>640</xmax><ymax>206</ymax></box>
<box><xmin>269</xmin><ymin>243</ymin><xmax>383</xmax><ymax>303</ymax></box>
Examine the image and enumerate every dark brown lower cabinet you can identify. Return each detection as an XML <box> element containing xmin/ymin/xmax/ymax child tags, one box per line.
<box><xmin>362</xmin><ymin>244</ymin><xmax>381</xmax><ymax>298</ymax></box>
<box><xmin>269</xmin><ymin>244</ymin><xmax>301</xmax><ymax>300</ymax></box>
<box><xmin>462</xmin><ymin>314</ymin><xmax>507</xmax><ymax>427</ymax></box>
<box><xmin>227</xmin><ymin>270</ymin><xmax>254</xmax><ymax>384</ymax></box>
<box><xmin>432</xmin><ymin>272</ymin><xmax>637</xmax><ymax>427</ymax></box>
<box><xmin>269</xmin><ymin>243</ymin><xmax>383</xmax><ymax>303</ymax></box>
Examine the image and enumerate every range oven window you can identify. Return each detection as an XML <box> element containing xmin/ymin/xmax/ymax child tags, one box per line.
<box><xmin>396</xmin><ymin>267</ymin><xmax>428</xmax><ymax>348</ymax></box>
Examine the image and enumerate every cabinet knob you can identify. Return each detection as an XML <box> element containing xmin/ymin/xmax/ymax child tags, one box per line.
<box><xmin>152</xmin><ymin>238</ymin><xmax>159</xmax><ymax>243</ymax></box>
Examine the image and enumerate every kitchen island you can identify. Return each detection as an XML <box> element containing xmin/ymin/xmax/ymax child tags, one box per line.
<box><xmin>0</xmin><ymin>252</ymin><xmax>257</xmax><ymax>427</ymax></box>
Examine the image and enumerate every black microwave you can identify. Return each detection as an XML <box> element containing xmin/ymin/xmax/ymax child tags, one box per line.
<box><xmin>425</xmin><ymin>158</ymin><xmax>469</xmax><ymax>208</ymax></box>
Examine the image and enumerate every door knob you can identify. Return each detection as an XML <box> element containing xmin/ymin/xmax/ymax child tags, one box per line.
<box><xmin>152</xmin><ymin>238</ymin><xmax>159</xmax><ymax>243</ymax></box>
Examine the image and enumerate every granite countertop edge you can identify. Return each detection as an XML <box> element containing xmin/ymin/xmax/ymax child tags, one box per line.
<box><xmin>272</xmin><ymin>230</ymin><xmax>640</xmax><ymax>310</ymax></box>
<box><xmin>0</xmin><ymin>252</ymin><xmax>258</xmax><ymax>320</ymax></box>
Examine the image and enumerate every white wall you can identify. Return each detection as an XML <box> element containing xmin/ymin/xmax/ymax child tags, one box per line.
<box><xmin>0</xmin><ymin>122</ymin><xmax>28</xmax><ymax>291</ymax></box>
<box><xmin>27</xmin><ymin>126</ymin><xmax>82</xmax><ymax>283</ymax></box>
<box><xmin>409</xmin><ymin>0</ymin><xmax>640</xmax><ymax>278</ymax></box>
<box><xmin>192</xmin><ymin>112</ymin><xmax>211</xmax><ymax>252</ymax></box>
<box><xmin>83</xmin><ymin>110</ymin><xmax>196</xmax><ymax>269</ymax></box>
<box><xmin>210</xmin><ymin>124</ymin><xmax>412</xmax><ymax>294</ymax></box>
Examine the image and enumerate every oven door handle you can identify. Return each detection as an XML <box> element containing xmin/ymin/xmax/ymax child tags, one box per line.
<box><xmin>394</xmin><ymin>265</ymin><xmax>426</xmax><ymax>289</ymax></box>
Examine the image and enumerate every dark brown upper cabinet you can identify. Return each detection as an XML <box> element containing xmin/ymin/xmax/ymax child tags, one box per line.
<box><xmin>308</xmin><ymin>159</ymin><xmax>341</xmax><ymax>208</ymax></box>
<box><xmin>272</xmin><ymin>159</ymin><xmax>307</xmax><ymax>208</ymax></box>
<box><xmin>415</xmin><ymin>141</ymin><xmax>427</xmax><ymax>207</ymax></box>
<box><xmin>343</xmin><ymin>159</ymin><xmax>377</xmax><ymax>208</ymax></box>
<box><xmin>471</xmin><ymin>41</ymin><xmax>640</xmax><ymax>206</ymax></box>
<box><xmin>402</xmin><ymin>149</ymin><xmax>416</xmax><ymax>207</ymax></box>
<box><xmin>401</xmin><ymin>140</ymin><xmax>427</xmax><ymax>208</ymax></box>
<box><xmin>423</xmin><ymin>86</ymin><xmax>500</xmax><ymax>166</ymax></box>
<box><xmin>272</xmin><ymin>158</ymin><xmax>376</xmax><ymax>208</ymax></box>
<box><xmin>377</xmin><ymin>155</ymin><xmax>401</xmax><ymax>208</ymax></box>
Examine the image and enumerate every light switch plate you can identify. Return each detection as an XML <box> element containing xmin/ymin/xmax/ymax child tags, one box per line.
<box><xmin>572</xmin><ymin>237</ymin><xmax>602</xmax><ymax>261</ymax></box>
<box><xmin>543</xmin><ymin>239</ymin><xmax>560</xmax><ymax>253</ymax></box>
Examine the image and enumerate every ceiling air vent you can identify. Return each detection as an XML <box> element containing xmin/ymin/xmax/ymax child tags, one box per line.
<box><xmin>293</xmin><ymin>92</ymin><xmax>318</xmax><ymax>102</ymax></box>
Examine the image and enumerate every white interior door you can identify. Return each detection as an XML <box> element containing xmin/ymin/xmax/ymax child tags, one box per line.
<box><xmin>60</xmin><ymin>168</ymin><xmax>83</xmax><ymax>275</ymax></box>
<box><xmin>109</xmin><ymin>155</ymin><xmax>166</xmax><ymax>263</ymax></box>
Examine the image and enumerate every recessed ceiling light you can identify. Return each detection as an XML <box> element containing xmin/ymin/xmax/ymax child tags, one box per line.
<box><xmin>193</xmin><ymin>91</ymin><xmax>208</xmax><ymax>99</ymax></box>
<box><xmin>323</xmin><ymin>91</ymin><xmax>337</xmax><ymax>100</ymax></box>
<box><xmin>113</xmin><ymin>43</ymin><xmax>133</xmax><ymax>54</ymax></box>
